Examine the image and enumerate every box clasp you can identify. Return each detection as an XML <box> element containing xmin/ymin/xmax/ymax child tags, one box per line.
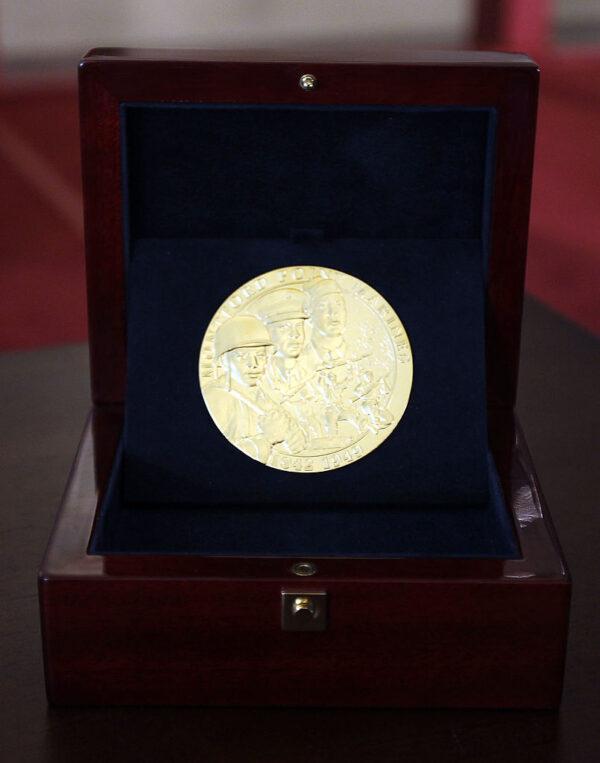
<box><xmin>281</xmin><ymin>590</ymin><xmax>327</xmax><ymax>631</ymax></box>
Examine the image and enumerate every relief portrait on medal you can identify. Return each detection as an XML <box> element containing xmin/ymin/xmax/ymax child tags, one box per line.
<box><xmin>199</xmin><ymin>266</ymin><xmax>413</xmax><ymax>473</ymax></box>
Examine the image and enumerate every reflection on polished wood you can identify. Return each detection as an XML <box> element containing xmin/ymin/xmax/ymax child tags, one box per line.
<box><xmin>38</xmin><ymin>406</ymin><xmax>569</xmax><ymax>708</ymax></box>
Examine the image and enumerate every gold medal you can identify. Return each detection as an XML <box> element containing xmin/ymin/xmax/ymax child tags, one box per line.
<box><xmin>199</xmin><ymin>266</ymin><xmax>412</xmax><ymax>473</ymax></box>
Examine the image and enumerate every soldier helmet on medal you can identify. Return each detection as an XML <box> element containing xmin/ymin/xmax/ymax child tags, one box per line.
<box><xmin>213</xmin><ymin>315</ymin><xmax>272</xmax><ymax>388</ymax></box>
<box><xmin>214</xmin><ymin>315</ymin><xmax>271</xmax><ymax>357</ymax></box>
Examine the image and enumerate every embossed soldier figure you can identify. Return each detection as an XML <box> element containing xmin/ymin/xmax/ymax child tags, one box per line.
<box><xmin>203</xmin><ymin>315</ymin><xmax>305</xmax><ymax>463</ymax></box>
<box><xmin>199</xmin><ymin>266</ymin><xmax>413</xmax><ymax>472</ymax></box>
<box><xmin>304</xmin><ymin>278</ymin><xmax>369</xmax><ymax>432</ymax></box>
<box><xmin>255</xmin><ymin>287</ymin><xmax>314</xmax><ymax>403</ymax></box>
<box><xmin>254</xmin><ymin>287</ymin><xmax>341</xmax><ymax>450</ymax></box>
<box><xmin>304</xmin><ymin>277</ymin><xmax>394</xmax><ymax>437</ymax></box>
<box><xmin>306</xmin><ymin>278</ymin><xmax>349</xmax><ymax>367</ymax></box>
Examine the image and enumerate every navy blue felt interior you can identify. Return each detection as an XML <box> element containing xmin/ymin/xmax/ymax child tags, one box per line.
<box><xmin>91</xmin><ymin>441</ymin><xmax>518</xmax><ymax>558</ymax></box>
<box><xmin>88</xmin><ymin>102</ymin><xmax>521</xmax><ymax>558</ymax></box>
<box><xmin>123</xmin><ymin>238</ymin><xmax>489</xmax><ymax>507</ymax></box>
<box><xmin>124</xmin><ymin>104</ymin><xmax>492</xmax><ymax>240</ymax></box>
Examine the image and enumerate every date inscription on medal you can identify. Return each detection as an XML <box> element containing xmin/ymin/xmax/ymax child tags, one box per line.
<box><xmin>199</xmin><ymin>266</ymin><xmax>413</xmax><ymax>473</ymax></box>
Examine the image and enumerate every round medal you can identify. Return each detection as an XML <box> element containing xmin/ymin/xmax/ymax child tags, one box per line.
<box><xmin>199</xmin><ymin>266</ymin><xmax>412</xmax><ymax>473</ymax></box>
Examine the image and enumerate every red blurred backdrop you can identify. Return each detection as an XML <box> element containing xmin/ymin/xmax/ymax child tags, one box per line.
<box><xmin>1</xmin><ymin>3</ymin><xmax>598</xmax><ymax>350</ymax></box>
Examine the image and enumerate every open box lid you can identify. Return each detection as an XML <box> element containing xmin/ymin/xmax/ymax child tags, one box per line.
<box><xmin>78</xmin><ymin>48</ymin><xmax>541</xmax><ymax>557</ymax></box>
<box><xmin>80</xmin><ymin>48</ymin><xmax>538</xmax><ymax>414</ymax></box>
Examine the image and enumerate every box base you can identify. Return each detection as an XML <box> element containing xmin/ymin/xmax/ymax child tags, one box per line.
<box><xmin>39</xmin><ymin>409</ymin><xmax>570</xmax><ymax>707</ymax></box>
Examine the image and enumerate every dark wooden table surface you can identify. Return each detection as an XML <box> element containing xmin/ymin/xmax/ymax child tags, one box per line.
<box><xmin>1</xmin><ymin>298</ymin><xmax>598</xmax><ymax>762</ymax></box>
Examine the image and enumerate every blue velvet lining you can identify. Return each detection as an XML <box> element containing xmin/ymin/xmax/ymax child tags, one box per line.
<box><xmin>91</xmin><ymin>440</ymin><xmax>518</xmax><ymax>558</ymax></box>
<box><xmin>124</xmin><ymin>103</ymin><xmax>493</xmax><ymax>241</ymax></box>
<box><xmin>89</xmin><ymin>102</ymin><xmax>521</xmax><ymax>558</ymax></box>
<box><xmin>123</xmin><ymin>238</ymin><xmax>489</xmax><ymax>507</ymax></box>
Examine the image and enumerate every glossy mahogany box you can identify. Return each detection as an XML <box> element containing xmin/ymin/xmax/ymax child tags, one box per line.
<box><xmin>39</xmin><ymin>48</ymin><xmax>570</xmax><ymax>707</ymax></box>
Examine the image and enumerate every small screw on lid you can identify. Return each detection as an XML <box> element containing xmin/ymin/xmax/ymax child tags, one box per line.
<box><xmin>299</xmin><ymin>73</ymin><xmax>317</xmax><ymax>92</ymax></box>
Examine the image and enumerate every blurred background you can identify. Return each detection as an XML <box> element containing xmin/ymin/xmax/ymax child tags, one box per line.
<box><xmin>2</xmin><ymin>5</ymin><xmax>599</xmax><ymax>760</ymax></box>
<box><xmin>0</xmin><ymin>0</ymin><xmax>598</xmax><ymax>350</ymax></box>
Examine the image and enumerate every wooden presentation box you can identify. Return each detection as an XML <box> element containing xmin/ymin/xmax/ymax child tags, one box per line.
<box><xmin>39</xmin><ymin>48</ymin><xmax>570</xmax><ymax>707</ymax></box>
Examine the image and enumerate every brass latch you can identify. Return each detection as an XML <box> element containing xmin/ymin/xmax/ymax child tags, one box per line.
<box><xmin>281</xmin><ymin>591</ymin><xmax>327</xmax><ymax>631</ymax></box>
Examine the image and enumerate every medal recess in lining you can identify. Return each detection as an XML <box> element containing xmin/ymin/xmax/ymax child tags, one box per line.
<box><xmin>199</xmin><ymin>266</ymin><xmax>413</xmax><ymax>473</ymax></box>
